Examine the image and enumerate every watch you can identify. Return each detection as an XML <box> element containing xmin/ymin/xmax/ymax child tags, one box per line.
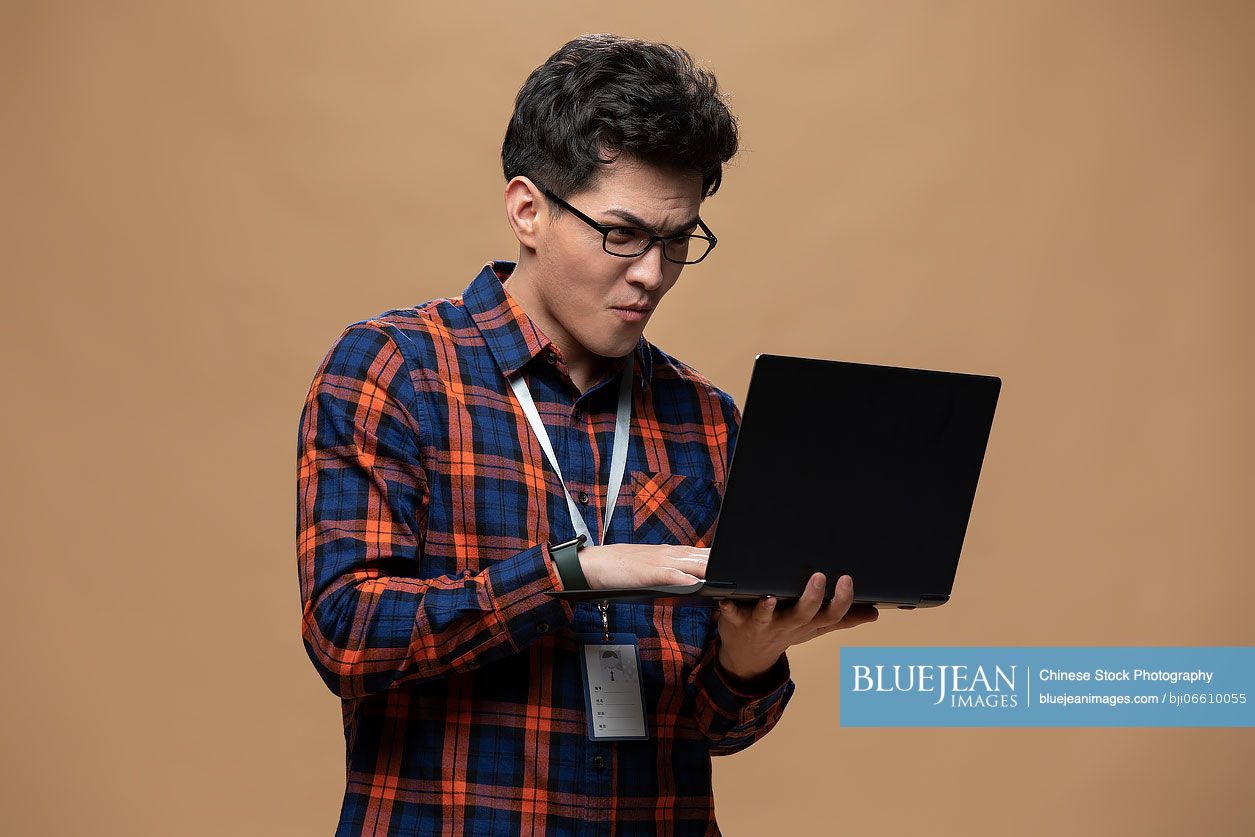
<box><xmin>549</xmin><ymin>533</ymin><xmax>589</xmax><ymax>590</ymax></box>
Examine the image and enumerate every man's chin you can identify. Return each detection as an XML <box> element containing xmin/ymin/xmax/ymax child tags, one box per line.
<box><xmin>586</xmin><ymin>334</ymin><xmax>643</xmax><ymax>361</ymax></box>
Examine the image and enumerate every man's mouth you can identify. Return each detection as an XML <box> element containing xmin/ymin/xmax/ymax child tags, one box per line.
<box><xmin>611</xmin><ymin>307</ymin><xmax>651</xmax><ymax>322</ymax></box>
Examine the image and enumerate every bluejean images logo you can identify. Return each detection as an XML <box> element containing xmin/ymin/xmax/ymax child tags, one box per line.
<box><xmin>839</xmin><ymin>647</ymin><xmax>1255</xmax><ymax>727</ymax></box>
<box><xmin>852</xmin><ymin>663</ymin><xmax>1019</xmax><ymax>708</ymax></box>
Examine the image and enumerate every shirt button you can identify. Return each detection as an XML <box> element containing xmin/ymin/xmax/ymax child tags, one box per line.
<box><xmin>578</xmin><ymin>491</ymin><xmax>590</xmax><ymax>505</ymax></box>
<box><xmin>545</xmin><ymin>351</ymin><xmax>557</xmax><ymax>364</ymax></box>
<box><xmin>536</xmin><ymin>623</ymin><xmax>549</xmax><ymax>634</ymax></box>
<box><xmin>592</xmin><ymin>755</ymin><xmax>606</xmax><ymax>770</ymax></box>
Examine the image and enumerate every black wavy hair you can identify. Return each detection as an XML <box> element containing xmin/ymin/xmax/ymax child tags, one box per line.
<box><xmin>501</xmin><ymin>33</ymin><xmax>739</xmax><ymax>215</ymax></box>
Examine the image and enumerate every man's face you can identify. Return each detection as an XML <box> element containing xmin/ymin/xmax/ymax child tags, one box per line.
<box><xmin>530</xmin><ymin>155</ymin><xmax>704</xmax><ymax>361</ymax></box>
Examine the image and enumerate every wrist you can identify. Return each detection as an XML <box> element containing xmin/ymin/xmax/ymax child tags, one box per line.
<box><xmin>549</xmin><ymin>534</ymin><xmax>589</xmax><ymax>590</ymax></box>
<box><xmin>716</xmin><ymin>641</ymin><xmax>780</xmax><ymax>684</ymax></box>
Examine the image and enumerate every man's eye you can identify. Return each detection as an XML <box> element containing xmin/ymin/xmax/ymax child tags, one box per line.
<box><xmin>606</xmin><ymin>228</ymin><xmax>641</xmax><ymax>244</ymax></box>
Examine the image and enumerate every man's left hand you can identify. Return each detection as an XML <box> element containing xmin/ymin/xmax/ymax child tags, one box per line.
<box><xmin>716</xmin><ymin>573</ymin><xmax>879</xmax><ymax>681</ymax></box>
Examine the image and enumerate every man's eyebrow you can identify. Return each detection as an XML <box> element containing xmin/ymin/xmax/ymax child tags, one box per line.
<box><xmin>602</xmin><ymin>208</ymin><xmax>701</xmax><ymax>236</ymax></box>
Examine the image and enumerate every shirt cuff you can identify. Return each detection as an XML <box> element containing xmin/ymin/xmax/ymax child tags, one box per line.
<box><xmin>711</xmin><ymin>640</ymin><xmax>791</xmax><ymax>698</ymax></box>
<box><xmin>692</xmin><ymin>636</ymin><xmax>793</xmax><ymax>724</ymax></box>
<box><xmin>486</xmin><ymin>543</ymin><xmax>576</xmax><ymax>650</ymax></box>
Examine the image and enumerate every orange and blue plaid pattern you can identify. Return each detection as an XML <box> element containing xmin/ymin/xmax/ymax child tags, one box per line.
<box><xmin>297</xmin><ymin>261</ymin><xmax>793</xmax><ymax>836</ymax></box>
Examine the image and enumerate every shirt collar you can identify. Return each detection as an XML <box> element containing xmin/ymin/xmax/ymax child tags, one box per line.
<box><xmin>463</xmin><ymin>260</ymin><xmax>654</xmax><ymax>391</ymax></box>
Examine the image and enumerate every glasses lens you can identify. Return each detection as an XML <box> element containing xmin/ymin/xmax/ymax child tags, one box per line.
<box><xmin>663</xmin><ymin>236</ymin><xmax>693</xmax><ymax>264</ymax></box>
<box><xmin>665</xmin><ymin>236</ymin><xmax>713</xmax><ymax>264</ymax></box>
<box><xmin>603</xmin><ymin>229</ymin><xmax>715</xmax><ymax>264</ymax></box>
<box><xmin>604</xmin><ymin>227</ymin><xmax>652</xmax><ymax>257</ymax></box>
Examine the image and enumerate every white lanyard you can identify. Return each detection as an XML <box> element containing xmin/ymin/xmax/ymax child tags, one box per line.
<box><xmin>508</xmin><ymin>354</ymin><xmax>634</xmax><ymax>546</ymax></box>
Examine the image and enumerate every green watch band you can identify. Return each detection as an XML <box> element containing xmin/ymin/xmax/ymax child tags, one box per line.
<box><xmin>549</xmin><ymin>533</ymin><xmax>589</xmax><ymax>591</ymax></box>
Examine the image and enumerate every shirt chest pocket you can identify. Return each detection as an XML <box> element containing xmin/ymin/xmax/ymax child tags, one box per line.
<box><xmin>630</xmin><ymin>470</ymin><xmax>724</xmax><ymax>548</ymax></box>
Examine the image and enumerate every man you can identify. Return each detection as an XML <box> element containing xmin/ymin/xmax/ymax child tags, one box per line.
<box><xmin>297</xmin><ymin>34</ymin><xmax>877</xmax><ymax>836</ymax></box>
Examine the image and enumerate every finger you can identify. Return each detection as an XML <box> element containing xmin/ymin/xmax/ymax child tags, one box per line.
<box><xmin>832</xmin><ymin>604</ymin><xmax>879</xmax><ymax>629</ymax></box>
<box><xmin>751</xmin><ymin>595</ymin><xmax>778</xmax><ymax>626</ymax></box>
<box><xmin>666</xmin><ymin>568</ymin><xmax>703</xmax><ymax>585</ymax></box>
<box><xmin>846</xmin><ymin>604</ymin><xmax>879</xmax><ymax>623</ymax></box>
<box><xmin>666</xmin><ymin>549</ymin><xmax>709</xmax><ymax>579</ymax></box>
<box><xmin>717</xmin><ymin>598</ymin><xmax>745</xmax><ymax>627</ymax></box>
<box><xmin>810</xmin><ymin>606</ymin><xmax>879</xmax><ymax>639</ymax></box>
<box><xmin>791</xmin><ymin>573</ymin><xmax>827</xmax><ymax>627</ymax></box>
<box><xmin>814</xmin><ymin>575</ymin><xmax>856</xmax><ymax>626</ymax></box>
<box><xmin>674</xmin><ymin>558</ymin><xmax>708</xmax><ymax>579</ymax></box>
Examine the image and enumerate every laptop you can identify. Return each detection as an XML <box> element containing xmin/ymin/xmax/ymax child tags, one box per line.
<box><xmin>549</xmin><ymin>353</ymin><xmax>1001</xmax><ymax>609</ymax></box>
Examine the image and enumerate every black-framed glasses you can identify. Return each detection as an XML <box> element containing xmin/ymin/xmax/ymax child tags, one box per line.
<box><xmin>534</xmin><ymin>182</ymin><xmax>717</xmax><ymax>265</ymax></box>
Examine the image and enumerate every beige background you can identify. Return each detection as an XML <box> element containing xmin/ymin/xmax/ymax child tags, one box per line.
<box><xmin>2</xmin><ymin>1</ymin><xmax>1252</xmax><ymax>834</ymax></box>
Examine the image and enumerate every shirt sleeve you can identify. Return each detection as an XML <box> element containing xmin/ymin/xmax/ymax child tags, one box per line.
<box><xmin>687</xmin><ymin>636</ymin><xmax>794</xmax><ymax>755</ymax></box>
<box><xmin>297</xmin><ymin>321</ymin><xmax>574</xmax><ymax>699</ymax></box>
<box><xmin>683</xmin><ymin>391</ymin><xmax>796</xmax><ymax>755</ymax></box>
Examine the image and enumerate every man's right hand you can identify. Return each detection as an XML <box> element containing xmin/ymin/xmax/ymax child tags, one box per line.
<box><xmin>577</xmin><ymin>544</ymin><xmax>709</xmax><ymax>590</ymax></box>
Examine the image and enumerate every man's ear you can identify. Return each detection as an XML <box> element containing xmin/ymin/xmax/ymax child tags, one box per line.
<box><xmin>504</xmin><ymin>177</ymin><xmax>546</xmax><ymax>251</ymax></box>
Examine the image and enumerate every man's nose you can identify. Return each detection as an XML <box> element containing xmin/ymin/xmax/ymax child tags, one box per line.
<box><xmin>625</xmin><ymin>241</ymin><xmax>668</xmax><ymax>289</ymax></box>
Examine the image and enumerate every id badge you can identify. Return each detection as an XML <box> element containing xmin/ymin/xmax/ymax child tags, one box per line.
<box><xmin>577</xmin><ymin>633</ymin><xmax>649</xmax><ymax>741</ymax></box>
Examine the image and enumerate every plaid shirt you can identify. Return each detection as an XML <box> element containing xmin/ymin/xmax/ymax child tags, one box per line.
<box><xmin>297</xmin><ymin>260</ymin><xmax>794</xmax><ymax>836</ymax></box>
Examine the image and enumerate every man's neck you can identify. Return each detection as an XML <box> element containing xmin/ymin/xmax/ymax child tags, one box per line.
<box><xmin>502</xmin><ymin>262</ymin><xmax>608</xmax><ymax>394</ymax></box>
